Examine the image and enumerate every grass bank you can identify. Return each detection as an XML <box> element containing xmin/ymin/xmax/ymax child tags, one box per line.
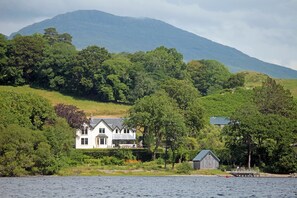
<box><xmin>0</xmin><ymin>85</ymin><xmax>130</xmax><ymax>117</ymax></box>
<box><xmin>242</xmin><ymin>71</ymin><xmax>297</xmax><ymax>98</ymax></box>
<box><xmin>57</xmin><ymin>161</ymin><xmax>227</xmax><ymax>177</ymax></box>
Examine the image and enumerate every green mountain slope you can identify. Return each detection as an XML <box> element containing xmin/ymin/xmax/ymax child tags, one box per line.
<box><xmin>11</xmin><ymin>10</ymin><xmax>297</xmax><ymax>79</ymax></box>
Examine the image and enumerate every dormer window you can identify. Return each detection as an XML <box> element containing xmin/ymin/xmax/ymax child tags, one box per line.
<box><xmin>123</xmin><ymin>129</ymin><xmax>129</xmax><ymax>133</ymax></box>
<box><xmin>115</xmin><ymin>129</ymin><xmax>119</xmax><ymax>133</ymax></box>
<box><xmin>82</xmin><ymin>127</ymin><xmax>88</xmax><ymax>135</ymax></box>
<box><xmin>99</xmin><ymin>128</ymin><xmax>105</xmax><ymax>133</ymax></box>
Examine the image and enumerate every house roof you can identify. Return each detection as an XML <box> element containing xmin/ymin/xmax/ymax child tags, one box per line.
<box><xmin>90</xmin><ymin>118</ymin><xmax>126</xmax><ymax>130</ymax></box>
<box><xmin>210</xmin><ymin>117</ymin><xmax>230</xmax><ymax>125</ymax></box>
<box><xmin>193</xmin><ymin>150</ymin><xmax>220</xmax><ymax>162</ymax></box>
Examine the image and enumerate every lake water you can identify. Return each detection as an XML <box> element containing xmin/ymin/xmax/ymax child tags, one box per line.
<box><xmin>0</xmin><ymin>176</ymin><xmax>296</xmax><ymax>197</ymax></box>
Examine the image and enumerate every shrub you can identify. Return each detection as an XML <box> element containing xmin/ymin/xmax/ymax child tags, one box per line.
<box><xmin>176</xmin><ymin>162</ymin><xmax>192</xmax><ymax>174</ymax></box>
<box><xmin>100</xmin><ymin>156</ymin><xmax>124</xmax><ymax>166</ymax></box>
<box><xmin>114</xmin><ymin>149</ymin><xmax>136</xmax><ymax>160</ymax></box>
<box><xmin>84</xmin><ymin>159</ymin><xmax>101</xmax><ymax>166</ymax></box>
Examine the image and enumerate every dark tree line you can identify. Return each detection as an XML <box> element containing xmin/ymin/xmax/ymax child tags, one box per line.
<box><xmin>0</xmin><ymin>28</ymin><xmax>244</xmax><ymax>104</ymax></box>
<box><xmin>0</xmin><ymin>92</ymin><xmax>75</xmax><ymax>176</ymax></box>
<box><xmin>223</xmin><ymin>77</ymin><xmax>297</xmax><ymax>173</ymax></box>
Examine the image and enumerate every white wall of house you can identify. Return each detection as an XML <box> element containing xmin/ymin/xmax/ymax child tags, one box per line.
<box><xmin>75</xmin><ymin>120</ymin><xmax>136</xmax><ymax>149</ymax></box>
<box><xmin>76</xmin><ymin>121</ymin><xmax>113</xmax><ymax>149</ymax></box>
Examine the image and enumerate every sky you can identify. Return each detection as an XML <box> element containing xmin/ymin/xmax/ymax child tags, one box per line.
<box><xmin>0</xmin><ymin>0</ymin><xmax>297</xmax><ymax>71</ymax></box>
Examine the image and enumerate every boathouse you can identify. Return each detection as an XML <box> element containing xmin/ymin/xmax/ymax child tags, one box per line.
<box><xmin>193</xmin><ymin>150</ymin><xmax>220</xmax><ymax>170</ymax></box>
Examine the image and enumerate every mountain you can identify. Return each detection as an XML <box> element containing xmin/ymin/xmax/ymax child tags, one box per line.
<box><xmin>10</xmin><ymin>10</ymin><xmax>297</xmax><ymax>79</ymax></box>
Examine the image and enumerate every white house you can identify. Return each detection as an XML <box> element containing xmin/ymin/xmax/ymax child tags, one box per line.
<box><xmin>76</xmin><ymin>118</ymin><xmax>136</xmax><ymax>149</ymax></box>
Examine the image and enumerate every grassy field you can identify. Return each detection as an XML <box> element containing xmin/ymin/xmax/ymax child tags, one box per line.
<box><xmin>242</xmin><ymin>71</ymin><xmax>297</xmax><ymax>98</ymax></box>
<box><xmin>0</xmin><ymin>85</ymin><xmax>130</xmax><ymax>117</ymax></box>
<box><xmin>276</xmin><ymin>79</ymin><xmax>297</xmax><ymax>98</ymax></box>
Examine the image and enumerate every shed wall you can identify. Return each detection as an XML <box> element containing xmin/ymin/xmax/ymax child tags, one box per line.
<box><xmin>193</xmin><ymin>154</ymin><xmax>219</xmax><ymax>170</ymax></box>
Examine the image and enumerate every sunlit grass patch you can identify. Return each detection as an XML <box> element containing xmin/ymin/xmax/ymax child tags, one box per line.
<box><xmin>0</xmin><ymin>85</ymin><xmax>130</xmax><ymax>116</ymax></box>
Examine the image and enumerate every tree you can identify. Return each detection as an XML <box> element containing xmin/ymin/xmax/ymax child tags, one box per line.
<box><xmin>0</xmin><ymin>125</ymin><xmax>36</xmax><ymax>176</ymax></box>
<box><xmin>0</xmin><ymin>92</ymin><xmax>76</xmax><ymax>176</ymax></box>
<box><xmin>0</xmin><ymin>92</ymin><xmax>55</xmax><ymax>130</ymax></box>
<box><xmin>184</xmin><ymin>99</ymin><xmax>205</xmax><ymax>137</ymax></box>
<box><xmin>37</xmin><ymin>41</ymin><xmax>77</xmax><ymax>90</ymax></box>
<box><xmin>126</xmin><ymin>63</ymin><xmax>156</xmax><ymax>103</ymax></box>
<box><xmin>222</xmin><ymin>79</ymin><xmax>297</xmax><ymax>172</ymax></box>
<box><xmin>68</xmin><ymin>45</ymin><xmax>111</xmax><ymax>96</ymax></box>
<box><xmin>164</xmin><ymin>113</ymin><xmax>187</xmax><ymax>169</ymax></box>
<box><xmin>224</xmin><ymin>73</ymin><xmax>245</xmax><ymax>89</ymax></box>
<box><xmin>42</xmin><ymin>117</ymin><xmax>74</xmax><ymax>157</ymax></box>
<box><xmin>161</xmin><ymin>79</ymin><xmax>200</xmax><ymax>110</ymax></box>
<box><xmin>126</xmin><ymin>91</ymin><xmax>187</xmax><ymax>160</ymax></box>
<box><xmin>54</xmin><ymin>104</ymin><xmax>88</xmax><ymax>129</ymax></box>
<box><xmin>187</xmin><ymin>60</ymin><xmax>231</xmax><ymax>95</ymax></box>
<box><xmin>254</xmin><ymin>77</ymin><xmax>296</xmax><ymax>118</ymax></box>
<box><xmin>223</xmin><ymin>104</ymin><xmax>263</xmax><ymax>169</ymax></box>
<box><xmin>0</xmin><ymin>34</ymin><xmax>8</xmax><ymax>84</ymax></box>
<box><xmin>98</xmin><ymin>56</ymin><xmax>131</xmax><ymax>103</ymax></box>
<box><xmin>143</xmin><ymin>46</ymin><xmax>187</xmax><ymax>80</ymax></box>
<box><xmin>161</xmin><ymin>79</ymin><xmax>205</xmax><ymax>136</ymax></box>
<box><xmin>44</xmin><ymin>27</ymin><xmax>59</xmax><ymax>45</ymax></box>
<box><xmin>6</xmin><ymin>34</ymin><xmax>46</xmax><ymax>84</ymax></box>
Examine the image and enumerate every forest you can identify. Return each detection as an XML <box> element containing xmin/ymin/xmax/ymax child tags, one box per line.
<box><xmin>0</xmin><ymin>28</ymin><xmax>296</xmax><ymax>176</ymax></box>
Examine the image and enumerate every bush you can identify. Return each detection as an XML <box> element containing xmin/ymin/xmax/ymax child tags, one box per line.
<box><xmin>79</xmin><ymin>148</ymin><xmax>152</xmax><ymax>161</ymax></box>
<box><xmin>219</xmin><ymin>165</ymin><xmax>232</xmax><ymax>171</ymax></box>
<box><xmin>84</xmin><ymin>159</ymin><xmax>101</xmax><ymax>166</ymax></box>
<box><xmin>176</xmin><ymin>162</ymin><xmax>192</xmax><ymax>174</ymax></box>
<box><xmin>100</xmin><ymin>156</ymin><xmax>124</xmax><ymax>166</ymax></box>
<box><xmin>114</xmin><ymin>149</ymin><xmax>135</xmax><ymax>160</ymax></box>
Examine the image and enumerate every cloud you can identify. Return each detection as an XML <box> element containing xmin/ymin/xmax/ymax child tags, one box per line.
<box><xmin>0</xmin><ymin>0</ymin><xmax>296</xmax><ymax>71</ymax></box>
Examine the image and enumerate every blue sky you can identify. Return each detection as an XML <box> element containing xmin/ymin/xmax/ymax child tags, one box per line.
<box><xmin>1</xmin><ymin>0</ymin><xmax>296</xmax><ymax>71</ymax></box>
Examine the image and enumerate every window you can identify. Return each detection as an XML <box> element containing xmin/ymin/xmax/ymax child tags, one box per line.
<box><xmin>123</xmin><ymin>129</ymin><xmax>129</xmax><ymax>133</ymax></box>
<box><xmin>82</xmin><ymin>127</ymin><xmax>88</xmax><ymax>135</ymax></box>
<box><xmin>115</xmin><ymin>129</ymin><xmax>119</xmax><ymax>133</ymax></box>
<box><xmin>81</xmin><ymin>138</ymin><xmax>88</xmax><ymax>145</ymax></box>
<box><xmin>99</xmin><ymin>128</ymin><xmax>105</xmax><ymax>133</ymax></box>
<box><xmin>100</xmin><ymin>138</ymin><xmax>105</xmax><ymax>145</ymax></box>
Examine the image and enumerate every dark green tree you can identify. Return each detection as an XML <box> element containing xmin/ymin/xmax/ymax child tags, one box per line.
<box><xmin>254</xmin><ymin>77</ymin><xmax>296</xmax><ymax>118</ymax></box>
<box><xmin>126</xmin><ymin>91</ymin><xmax>186</xmax><ymax>160</ymax></box>
<box><xmin>0</xmin><ymin>34</ymin><xmax>8</xmax><ymax>84</ymax></box>
<box><xmin>224</xmin><ymin>73</ymin><xmax>245</xmax><ymax>89</ymax></box>
<box><xmin>38</xmin><ymin>42</ymin><xmax>77</xmax><ymax>89</ymax></box>
<box><xmin>143</xmin><ymin>46</ymin><xmax>187</xmax><ymax>80</ymax></box>
<box><xmin>187</xmin><ymin>60</ymin><xmax>231</xmax><ymax>95</ymax></box>
<box><xmin>69</xmin><ymin>45</ymin><xmax>111</xmax><ymax>96</ymax></box>
<box><xmin>126</xmin><ymin>63</ymin><xmax>156</xmax><ymax>103</ymax></box>
<box><xmin>223</xmin><ymin>104</ymin><xmax>264</xmax><ymax>169</ymax></box>
<box><xmin>0</xmin><ymin>92</ymin><xmax>55</xmax><ymax>130</ymax></box>
<box><xmin>98</xmin><ymin>56</ymin><xmax>131</xmax><ymax>103</ymax></box>
<box><xmin>161</xmin><ymin>79</ymin><xmax>205</xmax><ymax>136</ymax></box>
<box><xmin>4</xmin><ymin>34</ymin><xmax>46</xmax><ymax>84</ymax></box>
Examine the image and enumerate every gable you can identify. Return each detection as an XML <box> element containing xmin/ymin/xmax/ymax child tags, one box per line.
<box><xmin>193</xmin><ymin>150</ymin><xmax>220</xmax><ymax>162</ymax></box>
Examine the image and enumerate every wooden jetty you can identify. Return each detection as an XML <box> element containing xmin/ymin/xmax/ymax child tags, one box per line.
<box><xmin>230</xmin><ymin>171</ymin><xmax>260</xmax><ymax>177</ymax></box>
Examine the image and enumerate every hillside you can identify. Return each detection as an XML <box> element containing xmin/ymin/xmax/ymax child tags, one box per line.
<box><xmin>242</xmin><ymin>71</ymin><xmax>297</xmax><ymax>98</ymax></box>
<box><xmin>1</xmin><ymin>72</ymin><xmax>295</xmax><ymax>118</ymax></box>
<box><xmin>11</xmin><ymin>10</ymin><xmax>297</xmax><ymax>79</ymax></box>
<box><xmin>0</xmin><ymin>86</ymin><xmax>129</xmax><ymax>117</ymax></box>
